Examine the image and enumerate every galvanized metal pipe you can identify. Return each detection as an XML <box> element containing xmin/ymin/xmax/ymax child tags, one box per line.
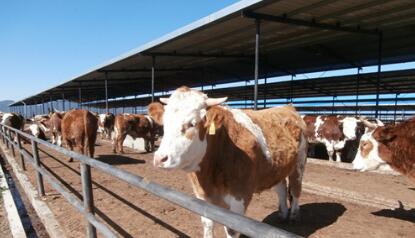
<box><xmin>31</xmin><ymin>141</ymin><xmax>45</xmax><ymax>196</ymax></box>
<box><xmin>81</xmin><ymin>162</ymin><xmax>97</xmax><ymax>238</ymax></box>
<box><xmin>375</xmin><ymin>32</ymin><xmax>383</xmax><ymax>119</ymax></box>
<box><xmin>105</xmin><ymin>73</ymin><xmax>109</xmax><ymax>114</ymax></box>
<box><xmin>1</xmin><ymin>124</ymin><xmax>300</xmax><ymax>238</ymax></box>
<box><xmin>16</xmin><ymin>134</ymin><xmax>26</xmax><ymax>171</ymax></box>
<box><xmin>254</xmin><ymin>19</ymin><xmax>260</xmax><ymax>110</ymax></box>
<box><xmin>151</xmin><ymin>56</ymin><xmax>155</xmax><ymax>102</ymax></box>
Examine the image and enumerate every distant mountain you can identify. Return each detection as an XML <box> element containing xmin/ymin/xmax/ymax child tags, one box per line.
<box><xmin>0</xmin><ymin>100</ymin><xmax>14</xmax><ymax>112</ymax></box>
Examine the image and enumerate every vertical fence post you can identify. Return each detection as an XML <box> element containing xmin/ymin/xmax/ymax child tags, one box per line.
<box><xmin>1</xmin><ymin>126</ymin><xmax>5</xmax><ymax>145</ymax></box>
<box><xmin>253</xmin><ymin>19</ymin><xmax>260</xmax><ymax>110</ymax></box>
<box><xmin>16</xmin><ymin>134</ymin><xmax>26</xmax><ymax>171</ymax></box>
<box><xmin>8</xmin><ymin>130</ymin><xmax>15</xmax><ymax>157</ymax></box>
<box><xmin>31</xmin><ymin>141</ymin><xmax>45</xmax><ymax>196</ymax></box>
<box><xmin>5</xmin><ymin>128</ymin><xmax>10</xmax><ymax>149</ymax></box>
<box><xmin>80</xmin><ymin>162</ymin><xmax>97</xmax><ymax>238</ymax></box>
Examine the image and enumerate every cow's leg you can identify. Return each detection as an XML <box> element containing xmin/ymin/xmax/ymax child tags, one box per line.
<box><xmin>66</xmin><ymin>140</ymin><xmax>74</xmax><ymax>162</ymax></box>
<box><xmin>51</xmin><ymin>133</ymin><xmax>56</xmax><ymax>144</ymax></box>
<box><xmin>223</xmin><ymin>195</ymin><xmax>246</xmax><ymax>238</ymax></box>
<box><xmin>89</xmin><ymin>141</ymin><xmax>95</xmax><ymax>158</ymax></box>
<box><xmin>275</xmin><ymin>179</ymin><xmax>289</xmax><ymax>220</ymax></box>
<box><xmin>335</xmin><ymin>151</ymin><xmax>342</xmax><ymax>162</ymax></box>
<box><xmin>57</xmin><ymin>134</ymin><xmax>62</xmax><ymax>147</ymax></box>
<box><xmin>288</xmin><ymin>133</ymin><xmax>307</xmax><ymax>221</ymax></box>
<box><xmin>325</xmin><ymin>142</ymin><xmax>335</xmax><ymax>161</ymax></box>
<box><xmin>118</xmin><ymin>133</ymin><xmax>127</xmax><ymax>154</ymax></box>
<box><xmin>144</xmin><ymin>138</ymin><xmax>151</xmax><ymax>152</ymax></box>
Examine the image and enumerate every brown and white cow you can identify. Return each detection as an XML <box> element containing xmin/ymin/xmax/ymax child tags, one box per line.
<box><xmin>61</xmin><ymin>109</ymin><xmax>98</xmax><ymax>162</ymax></box>
<box><xmin>98</xmin><ymin>113</ymin><xmax>115</xmax><ymax>140</ymax></box>
<box><xmin>147</xmin><ymin>102</ymin><xmax>164</xmax><ymax>138</ymax></box>
<box><xmin>113</xmin><ymin>113</ymin><xmax>156</xmax><ymax>153</ymax></box>
<box><xmin>153</xmin><ymin>86</ymin><xmax>307</xmax><ymax>238</ymax></box>
<box><xmin>353</xmin><ymin>117</ymin><xmax>415</xmax><ymax>179</ymax></box>
<box><xmin>41</xmin><ymin>112</ymin><xmax>65</xmax><ymax>146</ymax></box>
<box><xmin>1</xmin><ymin>113</ymin><xmax>25</xmax><ymax>130</ymax></box>
<box><xmin>302</xmin><ymin>115</ymin><xmax>365</xmax><ymax>162</ymax></box>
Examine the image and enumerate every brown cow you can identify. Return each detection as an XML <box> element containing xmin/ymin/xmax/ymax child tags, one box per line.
<box><xmin>353</xmin><ymin>117</ymin><xmax>415</xmax><ymax>179</ymax></box>
<box><xmin>61</xmin><ymin>109</ymin><xmax>98</xmax><ymax>161</ymax></box>
<box><xmin>153</xmin><ymin>87</ymin><xmax>307</xmax><ymax>238</ymax></box>
<box><xmin>113</xmin><ymin>113</ymin><xmax>156</xmax><ymax>153</ymax></box>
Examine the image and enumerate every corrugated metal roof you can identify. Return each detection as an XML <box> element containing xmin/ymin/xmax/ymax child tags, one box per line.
<box><xmin>11</xmin><ymin>0</ymin><xmax>415</xmax><ymax>106</ymax></box>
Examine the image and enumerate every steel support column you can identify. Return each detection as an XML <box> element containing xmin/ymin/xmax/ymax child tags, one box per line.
<box><xmin>254</xmin><ymin>19</ymin><xmax>260</xmax><ymax>110</ymax></box>
<box><xmin>151</xmin><ymin>56</ymin><xmax>155</xmax><ymax>102</ymax></box>
<box><xmin>355</xmin><ymin>68</ymin><xmax>361</xmax><ymax>116</ymax></box>
<box><xmin>375</xmin><ymin>32</ymin><xmax>383</xmax><ymax>119</ymax></box>
<box><xmin>42</xmin><ymin>98</ymin><xmax>45</xmax><ymax>114</ymax></box>
<box><xmin>394</xmin><ymin>93</ymin><xmax>399</xmax><ymax>123</ymax></box>
<box><xmin>78</xmin><ymin>83</ymin><xmax>82</xmax><ymax>109</ymax></box>
<box><xmin>105</xmin><ymin>73</ymin><xmax>109</xmax><ymax>114</ymax></box>
<box><xmin>62</xmin><ymin>93</ymin><xmax>65</xmax><ymax>111</ymax></box>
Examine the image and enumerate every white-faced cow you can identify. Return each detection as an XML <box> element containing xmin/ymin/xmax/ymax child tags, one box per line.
<box><xmin>353</xmin><ymin>117</ymin><xmax>415</xmax><ymax>179</ymax></box>
<box><xmin>113</xmin><ymin>113</ymin><xmax>156</xmax><ymax>153</ymax></box>
<box><xmin>98</xmin><ymin>113</ymin><xmax>115</xmax><ymax>140</ymax></box>
<box><xmin>153</xmin><ymin>86</ymin><xmax>307</xmax><ymax>238</ymax></box>
<box><xmin>302</xmin><ymin>115</ymin><xmax>365</xmax><ymax>162</ymax></box>
<box><xmin>61</xmin><ymin>109</ymin><xmax>98</xmax><ymax>162</ymax></box>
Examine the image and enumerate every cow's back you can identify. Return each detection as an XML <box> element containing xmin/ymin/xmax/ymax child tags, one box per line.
<box><xmin>243</xmin><ymin>105</ymin><xmax>306</xmax><ymax>190</ymax></box>
<box><xmin>62</xmin><ymin>110</ymin><xmax>98</xmax><ymax>141</ymax></box>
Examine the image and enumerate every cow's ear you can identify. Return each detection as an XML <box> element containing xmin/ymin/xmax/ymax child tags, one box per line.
<box><xmin>205</xmin><ymin>97</ymin><xmax>227</xmax><ymax>107</ymax></box>
<box><xmin>374</xmin><ymin>127</ymin><xmax>396</xmax><ymax>143</ymax></box>
<box><xmin>160</xmin><ymin>98</ymin><xmax>169</xmax><ymax>104</ymax></box>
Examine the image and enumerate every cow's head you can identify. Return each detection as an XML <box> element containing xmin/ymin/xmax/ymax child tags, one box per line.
<box><xmin>340</xmin><ymin>117</ymin><xmax>361</xmax><ymax>140</ymax></box>
<box><xmin>352</xmin><ymin>125</ymin><xmax>393</xmax><ymax>171</ymax></box>
<box><xmin>154</xmin><ymin>86</ymin><xmax>227</xmax><ymax>172</ymax></box>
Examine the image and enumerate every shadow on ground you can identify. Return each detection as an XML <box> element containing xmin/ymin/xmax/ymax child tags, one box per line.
<box><xmin>243</xmin><ymin>202</ymin><xmax>346</xmax><ymax>237</ymax></box>
<box><xmin>97</xmin><ymin>154</ymin><xmax>145</xmax><ymax>165</ymax></box>
<box><xmin>372</xmin><ymin>201</ymin><xmax>415</xmax><ymax>223</ymax></box>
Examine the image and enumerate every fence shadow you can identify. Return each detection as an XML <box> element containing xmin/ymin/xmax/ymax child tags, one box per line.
<box><xmin>247</xmin><ymin>202</ymin><xmax>346</xmax><ymax>237</ymax></box>
<box><xmin>38</xmin><ymin>147</ymin><xmax>190</xmax><ymax>237</ymax></box>
<box><xmin>372</xmin><ymin>201</ymin><xmax>415</xmax><ymax>223</ymax></box>
<box><xmin>97</xmin><ymin>154</ymin><xmax>145</xmax><ymax>165</ymax></box>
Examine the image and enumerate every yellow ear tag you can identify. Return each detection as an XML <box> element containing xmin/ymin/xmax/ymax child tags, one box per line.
<box><xmin>208</xmin><ymin>121</ymin><xmax>216</xmax><ymax>135</ymax></box>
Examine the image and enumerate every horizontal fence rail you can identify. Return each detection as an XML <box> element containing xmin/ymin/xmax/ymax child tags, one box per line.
<box><xmin>0</xmin><ymin>124</ymin><xmax>301</xmax><ymax>238</ymax></box>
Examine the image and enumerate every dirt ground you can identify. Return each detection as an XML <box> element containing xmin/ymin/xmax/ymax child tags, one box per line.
<box><xmin>11</xmin><ymin>139</ymin><xmax>415</xmax><ymax>237</ymax></box>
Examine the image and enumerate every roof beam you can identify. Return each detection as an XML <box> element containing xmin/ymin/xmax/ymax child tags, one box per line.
<box><xmin>98</xmin><ymin>68</ymin><xmax>199</xmax><ymax>73</ymax></box>
<box><xmin>142</xmin><ymin>52</ymin><xmax>252</xmax><ymax>59</ymax></box>
<box><xmin>242</xmin><ymin>11</ymin><xmax>380</xmax><ymax>35</ymax></box>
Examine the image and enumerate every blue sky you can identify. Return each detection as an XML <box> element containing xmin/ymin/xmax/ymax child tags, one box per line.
<box><xmin>0</xmin><ymin>0</ymin><xmax>238</xmax><ymax>101</ymax></box>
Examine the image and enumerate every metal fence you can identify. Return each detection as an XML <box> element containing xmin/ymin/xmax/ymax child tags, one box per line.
<box><xmin>0</xmin><ymin>123</ymin><xmax>301</xmax><ymax>238</ymax></box>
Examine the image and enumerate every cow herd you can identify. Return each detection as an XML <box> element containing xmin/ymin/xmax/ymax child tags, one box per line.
<box><xmin>1</xmin><ymin>86</ymin><xmax>414</xmax><ymax>238</ymax></box>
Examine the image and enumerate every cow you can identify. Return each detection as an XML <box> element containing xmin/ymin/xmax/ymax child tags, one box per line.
<box><xmin>113</xmin><ymin>113</ymin><xmax>156</xmax><ymax>153</ymax></box>
<box><xmin>302</xmin><ymin>115</ymin><xmax>365</xmax><ymax>162</ymax></box>
<box><xmin>153</xmin><ymin>86</ymin><xmax>308</xmax><ymax>238</ymax></box>
<box><xmin>352</xmin><ymin>117</ymin><xmax>415</xmax><ymax>179</ymax></box>
<box><xmin>41</xmin><ymin>112</ymin><xmax>65</xmax><ymax>146</ymax></box>
<box><xmin>147</xmin><ymin>102</ymin><xmax>164</xmax><ymax>138</ymax></box>
<box><xmin>61</xmin><ymin>109</ymin><xmax>98</xmax><ymax>162</ymax></box>
<box><xmin>25</xmin><ymin>122</ymin><xmax>47</xmax><ymax>141</ymax></box>
<box><xmin>1</xmin><ymin>113</ymin><xmax>25</xmax><ymax>130</ymax></box>
<box><xmin>98</xmin><ymin>113</ymin><xmax>115</xmax><ymax>140</ymax></box>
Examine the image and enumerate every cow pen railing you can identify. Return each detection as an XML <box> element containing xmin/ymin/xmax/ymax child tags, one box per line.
<box><xmin>0</xmin><ymin>124</ymin><xmax>301</xmax><ymax>238</ymax></box>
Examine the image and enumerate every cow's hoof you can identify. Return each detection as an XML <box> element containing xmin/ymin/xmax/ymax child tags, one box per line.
<box><xmin>68</xmin><ymin>158</ymin><xmax>73</xmax><ymax>162</ymax></box>
<box><xmin>289</xmin><ymin>210</ymin><xmax>300</xmax><ymax>223</ymax></box>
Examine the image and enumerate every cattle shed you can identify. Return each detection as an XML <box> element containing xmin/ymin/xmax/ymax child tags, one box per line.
<box><xmin>9</xmin><ymin>0</ymin><xmax>415</xmax><ymax>121</ymax></box>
